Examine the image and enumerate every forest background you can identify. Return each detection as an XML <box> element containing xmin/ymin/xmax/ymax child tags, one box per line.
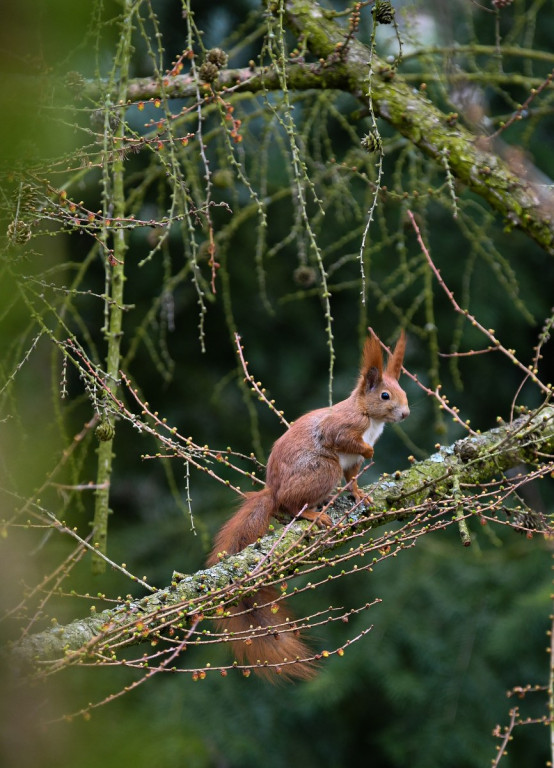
<box><xmin>1</xmin><ymin>1</ymin><xmax>554</xmax><ymax>767</ymax></box>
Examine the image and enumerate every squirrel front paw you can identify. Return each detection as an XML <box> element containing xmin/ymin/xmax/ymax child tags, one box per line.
<box><xmin>362</xmin><ymin>443</ymin><xmax>374</xmax><ymax>460</ymax></box>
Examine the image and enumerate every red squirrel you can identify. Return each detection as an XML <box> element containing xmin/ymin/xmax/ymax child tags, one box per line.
<box><xmin>207</xmin><ymin>330</ymin><xmax>409</xmax><ymax>680</ymax></box>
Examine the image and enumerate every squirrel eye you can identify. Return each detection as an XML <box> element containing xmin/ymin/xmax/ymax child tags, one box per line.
<box><xmin>381</xmin><ymin>391</ymin><xmax>390</xmax><ymax>401</ymax></box>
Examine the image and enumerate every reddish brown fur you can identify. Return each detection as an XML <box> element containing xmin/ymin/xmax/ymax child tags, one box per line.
<box><xmin>207</xmin><ymin>331</ymin><xmax>409</xmax><ymax>680</ymax></box>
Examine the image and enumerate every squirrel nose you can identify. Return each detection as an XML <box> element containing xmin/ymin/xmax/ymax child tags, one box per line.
<box><xmin>399</xmin><ymin>407</ymin><xmax>410</xmax><ymax>420</ymax></box>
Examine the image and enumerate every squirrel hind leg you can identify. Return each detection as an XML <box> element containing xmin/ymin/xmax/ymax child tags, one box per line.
<box><xmin>342</xmin><ymin>462</ymin><xmax>369</xmax><ymax>503</ymax></box>
<box><xmin>297</xmin><ymin>507</ymin><xmax>332</xmax><ymax>528</ymax></box>
<box><xmin>273</xmin><ymin>459</ymin><xmax>340</xmax><ymax>529</ymax></box>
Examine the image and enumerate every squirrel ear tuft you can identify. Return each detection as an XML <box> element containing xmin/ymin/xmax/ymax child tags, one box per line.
<box><xmin>361</xmin><ymin>333</ymin><xmax>383</xmax><ymax>378</ymax></box>
<box><xmin>386</xmin><ymin>330</ymin><xmax>406</xmax><ymax>380</ymax></box>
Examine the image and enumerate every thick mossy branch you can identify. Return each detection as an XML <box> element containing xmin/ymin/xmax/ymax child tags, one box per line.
<box><xmin>283</xmin><ymin>0</ymin><xmax>554</xmax><ymax>253</ymax></box>
<box><xmin>11</xmin><ymin>406</ymin><xmax>554</xmax><ymax>673</ymax></box>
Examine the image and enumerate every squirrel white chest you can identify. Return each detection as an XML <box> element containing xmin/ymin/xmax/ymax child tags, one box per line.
<box><xmin>338</xmin><ymin>420</ymin><xmax>385</xmax><ymax>470</ymax></box>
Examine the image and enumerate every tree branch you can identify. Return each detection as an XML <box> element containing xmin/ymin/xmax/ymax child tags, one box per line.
<box><xmin>283</xmin><ymin>0</ymin><xmax>554</xmax><ymax>253</ymax></box>
<box><xmin>75</xmin><ymin>63</ymin><xmax>348</xmax><ymax>103</ymax></box>
<box><xmin>11</xmin><ymin>404</ymin><xmax>554</xmax><ymax>674</ymax></box>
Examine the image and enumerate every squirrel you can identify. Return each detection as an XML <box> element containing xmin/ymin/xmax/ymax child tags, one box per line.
<box><xmin>207</xmin><ymin>330</ymin><xmax>409</xmax><ymax>680</ymax></box>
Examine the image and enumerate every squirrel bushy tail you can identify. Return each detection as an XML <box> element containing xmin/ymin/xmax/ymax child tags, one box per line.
<box><xmin>207</xmin><ymin>489</ymin><xmax>273</xmax><ymax>561</ymax></box>
<box><xmin>207</xmin><ymin>489</ymin><xmax>315</xmax><ymax>681</ymax></box>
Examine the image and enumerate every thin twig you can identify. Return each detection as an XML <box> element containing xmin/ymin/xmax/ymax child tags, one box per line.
<box><xmin>407</xmin><ymin>209</ymin><xmax>550</xmax><ymax>398</ymax></box>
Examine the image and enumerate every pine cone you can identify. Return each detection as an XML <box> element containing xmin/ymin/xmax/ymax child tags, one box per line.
<box><xmin>374</xmin><ymin>1</ymin><xmax>395</xmax><ymax>24</ymax></box>
<box><xmin>95</xmin><ymin>421</ymin><xmax>116</xmax><ymax>442</ymax></box>
<box><xmin>7</xmin><ymin>220</ymin><xmax>31</xmax><ymax>245</ymax></box>
<box><xmin>205</xmin><ymin>48</ymin><xmax>228</xmax><ymax>69</ymax></box>
<box><xmin>361</xmin><ymin>132</ymin><xmax>382</xmax><ymax>153</ymax></box>
<box><xmin>293</xmin><ymin>265</ymin><xmax>317</xmax><ymax>287</ymax></box>
<box><xmin>199</xmin><ymin>61</ymin><xmax>220</xmax><ymax>83</ymax></box>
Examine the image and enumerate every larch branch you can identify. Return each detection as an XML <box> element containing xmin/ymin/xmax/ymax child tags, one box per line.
<box><xmin>10</xmin><ymin>404</ymin><xmax>554</xmax><ymax>673</ymax></box>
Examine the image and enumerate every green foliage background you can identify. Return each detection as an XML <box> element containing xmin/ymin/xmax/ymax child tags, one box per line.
<box><xmin>1</xmin><ymin>1</ymin><xmax>553</xmax><ymax>767</ymax></box>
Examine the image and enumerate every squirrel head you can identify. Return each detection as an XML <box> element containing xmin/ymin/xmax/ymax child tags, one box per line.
<box><xmin>357</xmin><ymin>330</ymin><xmax>410</xmax><ymax>423</ymax></box>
